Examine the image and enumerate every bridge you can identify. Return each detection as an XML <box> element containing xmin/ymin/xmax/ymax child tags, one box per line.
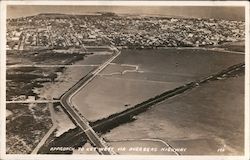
<box><xmin>59</xmin><ymin>47</ymin><xmax>120</xmax><ymax>155</ymax></box>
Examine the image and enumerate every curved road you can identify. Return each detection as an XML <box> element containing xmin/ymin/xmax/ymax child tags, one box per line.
<box><xmin>60</xmin><ymin>46</ymin><xmax>120</xmax><ymax>155</ymax></box>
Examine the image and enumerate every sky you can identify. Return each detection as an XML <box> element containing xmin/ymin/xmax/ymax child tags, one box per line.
<box><xmin>7</xmin><ymin>5</ymin><xmax>245</xmax><ymax>21</ymax></box>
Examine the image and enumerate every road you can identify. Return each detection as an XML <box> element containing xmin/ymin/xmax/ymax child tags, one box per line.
<box><xmin>54</xmin><ymin>62</ymin><xmax>244</xmax><ymax>156</ymax></box>
<box><xmin>92</xmin><ymin>63</ymin><xmax>245</xmax><ymax>131</ymax></box>
<box><xmin>60</xmin><ymin>47</ymin><xmax>120</xmax><ymax>155</ymax></box>
<box><xmin>32</xmin><ymin>101</ymin><xmax>58</xmax><ymax>154</ymax></box>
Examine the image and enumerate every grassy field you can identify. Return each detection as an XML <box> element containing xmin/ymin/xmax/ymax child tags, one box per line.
<box><xmin>6</xmin><ymin>103</ymin><xmax>53</xmax><ymax>154</ymax></box>
<box><xmin>7</xmin><ymin>50</ymin><xmax>85</xmax><ymax>65</ymax></box>
<box><xmin>6</xmin><ymin>49</ymin><xmax>113</xmax><ymax>154</ymax></box>
<box><xmin>6</xmin><ymin>51</ymin><xmax>112</xmax><ymax>101</ymax></box>
<box><xmin>6</xmin><ymin>67</ymin><xmax>63</xmax><ymax>101</ymax></box>
<box><xmin>71</xmin><ymin>48</ymin><xmax>244</xmax><ymax>122</ymax></box>
<box><xmin>103</xmin><ymin>72</ymin><xmax>244</xmax><ymax>155</ymax></box>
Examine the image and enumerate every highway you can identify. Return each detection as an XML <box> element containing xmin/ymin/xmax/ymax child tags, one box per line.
<box><xmin>92</xmin><ymin>63</ymin><xmax>245</xmax><ymax>131</ymax></box>
<box><xmin>54</xmin><ymin>60</ymin><xmax>244</xmax><ymax>155</ymax></box>
<box><xmin>60</xmin><ymin>47</ymin><xmax>120</xmax><ymax>155</ymax></box>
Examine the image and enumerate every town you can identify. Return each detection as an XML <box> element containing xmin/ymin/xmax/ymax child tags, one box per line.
<box><xmin>7</xmin><ymin>12</ymin><xmax>244</xmax><ymax>50</ymax></box>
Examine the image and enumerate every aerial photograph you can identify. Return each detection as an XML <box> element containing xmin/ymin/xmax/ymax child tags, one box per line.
<box><xmin>5</xmin><ymin>5</ymin><xmax>245</xmax><ymax>156</ymax></box>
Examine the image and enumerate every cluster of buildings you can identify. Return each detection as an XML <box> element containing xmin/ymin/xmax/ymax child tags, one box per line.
<box><xmin>7</xmin><ymin>13</ymin><xmax>244</xmax><ymax>50</ymax></box>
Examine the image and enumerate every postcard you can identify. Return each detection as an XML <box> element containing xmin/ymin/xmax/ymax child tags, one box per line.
<box><xmin>0</xmin><ymin>1</ymin><xmax>249</xmax><ymax>160</ymax></box>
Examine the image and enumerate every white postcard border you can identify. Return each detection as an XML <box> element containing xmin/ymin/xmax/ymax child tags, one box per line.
<box><xmin>0</xmin><ymin>1</ymin><xmax>249</xmax><ymax>160</ymax></box>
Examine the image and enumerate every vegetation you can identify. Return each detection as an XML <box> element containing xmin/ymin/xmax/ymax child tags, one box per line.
<box><xmin>6</xmin><ymin>103</ymin><xmax>53</xmax><ymax>154</ymax></box>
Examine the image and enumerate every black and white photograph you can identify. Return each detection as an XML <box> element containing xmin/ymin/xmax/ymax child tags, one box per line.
<box><xmin>0</xmin><ymin>1</ymin><xmax>249</xmax><ymax>160</ymax></box>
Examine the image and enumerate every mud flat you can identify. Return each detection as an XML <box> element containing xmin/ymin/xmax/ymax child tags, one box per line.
<box><xmin>52</xmin><ymin>104</ymin><xmax>76</xmax><ymax>137</ymax></box>
<box><xmin>38</xmin><ymin>66</ymin><xmax>95</xmax><ymax>99</ymax></box>
<box><xmin>71</xmin><ymin>48</ymin><xmax>244</xmax><ymax>122</ymax></box>
<box><xmin>38</xmin><ymin>53</ymin><xmax>113</xmax><ymax>99</ymax></box>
